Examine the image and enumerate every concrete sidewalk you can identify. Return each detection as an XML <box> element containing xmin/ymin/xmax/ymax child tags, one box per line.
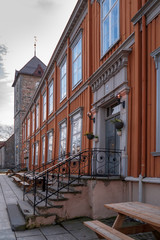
<box><xmin>0</xmin><ymin>174</ymin><xmax>100</xmax><ymax>240</ymax></box>
<box><xmin>0</xmin><ymin>174</ymin><xmax>156</xmax><ymax>240</ymax></box>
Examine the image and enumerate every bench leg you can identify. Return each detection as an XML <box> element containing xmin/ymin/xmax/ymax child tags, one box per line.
<box><xmin>112</xmin><ymin>213</ymin><xmax>126</xmax><ymax>229</ymax></box>
<box><xmin>152</xmin><ymin>231</ymin><xmax>160</xmax><ymax>240</ymax></box>
<box><xmin>96</xmin><ymin>233</ymin><xmax>104</xmax><ymax>239</ymax></box>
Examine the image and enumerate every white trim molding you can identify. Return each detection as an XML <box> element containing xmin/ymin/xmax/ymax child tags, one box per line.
<box><xmin>151</xmin><ymin>47</ymin><xmax>160</xmax><ymax>153</ymax></box>
<box><xmin>131</xmin><ymin>0</ymin><xmax>160</xmax><ymax>26</ymax></box>
<box><xmin>89</xmin><ymin>33</ymin><xmax>134</xmax><ymax>93</ymax></box>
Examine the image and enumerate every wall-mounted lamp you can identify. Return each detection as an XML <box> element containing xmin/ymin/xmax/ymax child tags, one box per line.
<box><xmin>117</xmin><ymin>94</ymin><xmax>125</xmax><ymax>109</ymax></box>
<box><xmin>87</xmin><ymin>111</ymin><xmax>95</xmax><ymax>123</ymax></box>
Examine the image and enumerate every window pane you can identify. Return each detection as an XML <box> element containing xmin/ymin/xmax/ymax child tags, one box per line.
<box><xmin>72</xmin><ymin>36</ymin><xmax>82</xmax><ymax>87</ymax></box>
<box><xmin>111</xmin><ymin>3</ymin><xmax>119</xmax><ymax>44</ymax></box>
<box><xmin>48</xmin><ymin>132</ymin><xmax>53</xmax><ymax>162</ymax></box>
<box><xmin>49</xmin><ymin>81</ymin><xmax>53</xmax><ymax>114</ymax></box>
<box><xmin>102</xmin><ymin>0</ymin><xmax>119</xmax><ymax>54</ymax></box>
<box><xmin>59</xmin><ymin>123</ymin><xmax>67</xmax><ymax>160</ymax></box>
<box><xmin>103</xmin><ymin>0</ymin><xmax>109</xmax><ymax>18</ymax></box>
<box><xmin>111</xmin><ymin>0</ymin><xmax>116</xmax><ymax>7</ymax></box>
<box><xmin>103</xmin><ymin>17</ymin><xmax>109</xmax><ymax>54</ymax></box>
<box><xmin>71</xmin><ymin>114</ymin><xmax>82</xmax><ymax>154</ymax></box>
<box><xmin>61</xmin><ymin>61</ymin><xmax>66</xmax><ymax>100</ymax></box>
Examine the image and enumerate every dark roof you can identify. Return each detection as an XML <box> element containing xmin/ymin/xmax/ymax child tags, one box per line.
<box><xmin>0</xmin><ymin>141</ymin><xmax>5</xmax><ymax>149</ymax></box>
<box><xmin>12</xmin><ymin>56</ymin><xmax>46</xmax><ymax>87</ymax></box>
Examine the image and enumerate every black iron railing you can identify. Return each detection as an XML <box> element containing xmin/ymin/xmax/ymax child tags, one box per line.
<box><xmin>23</xmin><ymin>152</ymin><xmax>70</xmax><ymax>191</ymax></box>
<box><xmin>10</xmin><ymin>162</ymin><xmax>26</xmax><ymax>172</ymax></box>
<box><xmin>23</xmin><ymin>148</ymin><xmax>122</xmax><ymax>214</ymax></box>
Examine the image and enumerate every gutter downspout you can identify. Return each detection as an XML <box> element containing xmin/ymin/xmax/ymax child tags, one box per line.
<box><xmin>139</xmin><ymin>174</ymin><xmax>143</xmax><ymax>202</ymax></box>
<box><xmin>139</xmin><ymin>0</ymin><xmax>147</xmax><ymax>202</ymax></box>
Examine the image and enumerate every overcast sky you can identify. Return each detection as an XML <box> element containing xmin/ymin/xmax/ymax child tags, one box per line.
<box><xmin>0</xmin><ymin>0</ymin><xmax>77</xmax><ymax>126</ymax></box>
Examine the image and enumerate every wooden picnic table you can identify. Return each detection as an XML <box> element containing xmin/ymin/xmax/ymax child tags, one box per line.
<box><xmin>104</xmin><ymin>201</ymin><xmax>160</xmax><ymax>239</ymax></box>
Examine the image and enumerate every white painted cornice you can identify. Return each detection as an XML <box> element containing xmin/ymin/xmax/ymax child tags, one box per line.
<box><xmin>89</xmin><ymin>33</ymin><xmax>134</xmax><ymax>93</ymax></box>
<box><xmin>131</xmin><ymin>0</ymin><xmax>160</xmax><ymax>26</ymax></box>
<box><xmin>151</xmin><ymin>47</ymin><xmax>160</xmax><ymax>69</ymax></box>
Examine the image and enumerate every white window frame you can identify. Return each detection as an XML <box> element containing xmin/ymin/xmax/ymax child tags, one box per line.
<box><xmin>60</xmin><ymin>58</ymin><xmax>67</xmax><ymax>101</ymax></box>
<box><xmin>43</xmin><ymin>92</ymin><xmax>46</xmax><ymax>122</ymax></box>
<box><xmin>36</xmin><ymin>104</ymin><xmax>39</xmax><ymax>130</ymax></box>
<box><xmin>49</xmin><ymin>80</ymin><xmax>53</xmax><ymax>115</ymax></box>
<box><xmin>72</xmin><ymin>32</ymin><xmax>82</xmax><ymax>89</ymax></box>
<box><xmin>35</xmin><ymin>142</ymin><xmax>39</xmax><ymax>165</ymax></box>
<box><xmin>32</xmin><ymin>144</ymin><xmax>34</xmax><ymax>165</ymax></box>
<box><xmin>101</xmin><ymin>0</ymin><xmax>120</xmax><ymax>56</ymax></box>
<box><xmin>32</xmin><ymin>111</ymin><xmax>35</xmax><ymax>133</ymax></box>
<box><xmin>47</xmin><ymin>130</ymin><xmax>53</xmax><ymax>162</ymax></box>
<box><xmin>70</xmin><ymin>108</ymin><xmax>83</xmax><ymax>155</ymax></box>
<box><xmin>59</xmin><ymin>120</ymin><xmax>67</xmax><ymax>160</ymax></box>
<box><xmin>27</xmin><ymin>118</ymin><xmax>30</xmax><ymax>137</ymax></box>
<box><xmin>42</xmin><ymin>136</ymin><xmax>45</xmax><ymax>164</ymax></box>
<box><xmin>24</xmin><ymin>121</ymin><xmax>26</xmax><ymax>140</ymax></box>
<box><xmin>151</xmin><ymin>47</ymin><xmax>160</xmax><ymax>154</ymax></box>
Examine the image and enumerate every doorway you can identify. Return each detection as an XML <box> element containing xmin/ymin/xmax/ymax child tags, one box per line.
<box><xmin>105</xmin><ymin>114</ymin><xmax>121</xmax><ymax>175</ymax></box>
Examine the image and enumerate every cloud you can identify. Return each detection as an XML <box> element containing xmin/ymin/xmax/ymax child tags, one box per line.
<box><xmin>37</xmin><ymin>0</ymin><xmax>55</xmax><ymax>10</ymax></box>
<box><xmin>0</xmin><ymin>44</ymin><xmax>8</xmax><ymax>80</ymax></box>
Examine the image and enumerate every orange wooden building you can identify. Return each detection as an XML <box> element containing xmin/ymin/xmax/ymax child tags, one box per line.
<box><xmin>22</xmin><ymin>0</ymin><xmax>160</xmax><ymax>210</ymax></box>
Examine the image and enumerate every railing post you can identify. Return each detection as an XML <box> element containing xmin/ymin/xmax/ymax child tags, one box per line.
<box><xmin>42</xmin><ymin>176</ymin><xmax>46</xmax><ymax>192</ymax></box>
<box><xmin>57</xmin><ymin>165</ymin><xmax>60</xmax><ymax>199</ymax></box>
<box><xmin>33</xmin><ymin>177</ymin><xmax>36</xmax><ymax>215</ymax></box>
<box><xmin>68</xmin><ymin>159</ymin><xmax>71</xmax><ymax>191</ymax></box>
<box><xmin>23</xmin><ymin>172</ymin><xmax>25</xmax><ymax>201</ymax></box>
<box><xmin>45</xmin><ymin>171</ymin><xmax>49</xmax><ymax>206</ymax></box>
<box><xmin>78</xmin><ymin>153</ymin><xmax>81</xmax><ymax>183</ymax></box>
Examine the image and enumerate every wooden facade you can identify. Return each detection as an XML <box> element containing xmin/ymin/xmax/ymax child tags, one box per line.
<box><xmin>22</xmin><ymin>0</ymin><xmax>160</xmax><ymax>186</ymax></box>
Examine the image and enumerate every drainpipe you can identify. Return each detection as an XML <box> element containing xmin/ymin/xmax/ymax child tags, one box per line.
<box><xmin>141</xmin><ymin>10</ymin><xmax>147</xmax><ymax>178</ymax></box>
<box><xmin>139</xmin><ymin>174</ymin><xmax>143</xmax><ymax>202</ymax></box>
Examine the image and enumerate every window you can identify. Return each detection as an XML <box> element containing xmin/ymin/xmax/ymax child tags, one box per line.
<box><xmin>32</xmin><ymin>144</ymin><xmax>34</xmax><ymax>165</ymax></box>
<box><xmin>101</xmin><ymin>0</ymin><xmax>119</xmax><ymax>55</ymax></box>
<box><xmin>24</xmin><ymin>122</ymin><xmax>26</xmax><ymax>140</ymax></box>
<box><xmin>32</xmin><ymin>111</ymin><xmax>35</xmax><ymax>133</ymax></box>
<box><xmin>35</xmin><ymin>142</ymin><xmax>39</xmax><ymax>165</ymax></box>
<box><xmin>59</xmin><ymin>121</ymin><xmax>67</xmax><ymax>160</ymax></box>
<box><xmin>36</xmin><ymin>104</ymin><xmax>39</xmax><ymax>129</ymax></box>
<box><xmin>43</xmin><ymin>92</ymin><xmax>46</xmax><ymax>121</ymax></box>
<box><xmin>42</xmin><ymin>136</ymin><xmax>45</xmax><ymax>164</ymax></box>
<box><xmin>60</xmin><ymin>59</ymin><xmax>67</xmax><ymax>100</ymax></box>
<box><xmin>151</xmin><ymin>48</ymin><xmax>160</xmax><ymax>153</ymax></box>
<box><xmin>47</xmin><ymin>131</ymin><xmax>53</xmax><ymax>162</ymax></box>
<box><xmin>72</xmin><ymin>34</ymin><xmax>82</xmax><ymax>88</ymax></box>
<box><xmin>49</xmin><ymin>81</ymin><xmax>53</xmax><ymax>115</ymax></box>
<box><xmin>27</xmin><ymin>118</ymin><xmax>30</xmax><ymax>137</ymax></box>
<box><xmin>71</xmin><ymin>110</ymin><xmax>82</xmax><ymax>154</ymax></box>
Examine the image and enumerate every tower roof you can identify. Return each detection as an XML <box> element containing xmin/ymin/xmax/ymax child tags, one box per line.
<box><xmin>12</xmin><ymin>56</ymin><xmax>46</xmax><ymax>87</ymax></box>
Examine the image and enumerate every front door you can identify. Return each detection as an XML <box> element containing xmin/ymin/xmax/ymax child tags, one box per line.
<box><xmin>105</xmin><ymin>115</ymin><xmax>120</xmax><ymax>175</ymax></box>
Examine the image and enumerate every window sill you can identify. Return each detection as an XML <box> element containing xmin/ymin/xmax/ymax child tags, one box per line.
<box><xmin>72</xmin><ymin>79</ymin><xmax>82</xmax><ymax>91</ymax></box>
<box><xmin>60</xmin><ymin>96</ymin><xmax>67</xmax><ymax>103</ymax></box>
<box><xmin>100</xmin><ymin>38</ymin><xmax>121</xmax><ymax>61</ymax></box>
<box><xmin>151</xmin><ymin>152</ymin><xmax>160</xmax><ymax>157</ymax></box>
<box><xmin>48</xmin><ymin>110</ymin><xmax>53</xmax><ymax>117</ymax></box>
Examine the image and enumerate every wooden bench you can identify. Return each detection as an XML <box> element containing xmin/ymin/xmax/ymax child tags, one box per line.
<box><xmin>12</xmin><ymin>176</ymin><xmax>21</xmax><ymax>182</ymax></box>
<box><xmin>20</xmin><ymin>181</ymin><xmax>29</xmax><ymax>186</ymax></box>
<box><xmin>84</xmin><ymin>220</ymin><xmax>134</xmax><ymax>240</ymax></box>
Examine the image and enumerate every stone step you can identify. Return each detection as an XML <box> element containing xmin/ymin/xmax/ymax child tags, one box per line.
<box><xmin>18</xmin><ymin>200</ymin><xmax>35</xmax><ymax>217</ymax></box>
<box><xmin>26</xmin><ymin>193</ymin><xmax>63</xmax><ymax>210</ymax></box>
<box><xmin>7</xmin><ymin>204</ymin><xmax>26</xmax><ymax>231</ymax></box>
<box><xmin>37</xmin><ymin>190</ymin><xmax>68</xmax><ymax>202</ymax></box>
<box><xmin>60</xmin><ymin>180</ymin><xmax>85</xmax><ymax>187</ymax></box>
<box><xmin>48</xmin><ymin>185</ymin><xmax>81</xmax><ymax>194</ymax></box>
<box><xmin>17</xmin><ymin>200</ymin><xmax>57</xmax><ymax>229</ymax></box>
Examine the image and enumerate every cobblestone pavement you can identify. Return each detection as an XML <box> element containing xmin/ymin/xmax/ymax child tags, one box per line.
<box><xmin>0</xmin><ymin>174</ymin><xmax>156</xmax><ymax>240</ymax></box>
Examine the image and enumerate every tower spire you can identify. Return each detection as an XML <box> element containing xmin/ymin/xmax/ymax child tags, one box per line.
<box><xmin>34</xmin><ymin>36</ymin><xmax>37</xmax><ymax>56</ymax></box>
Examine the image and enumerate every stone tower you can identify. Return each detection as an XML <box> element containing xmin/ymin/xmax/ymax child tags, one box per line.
<box><xmin>12</xmin><ymin>56</ymin><xmax>46</xmax><ymax>166</ymax></box>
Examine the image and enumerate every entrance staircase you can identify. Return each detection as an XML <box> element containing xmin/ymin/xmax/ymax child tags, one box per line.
<box><xmin>7</xmin><ymin>149</ymin><xmax>121</xmax><ymax>230</ymax></box>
